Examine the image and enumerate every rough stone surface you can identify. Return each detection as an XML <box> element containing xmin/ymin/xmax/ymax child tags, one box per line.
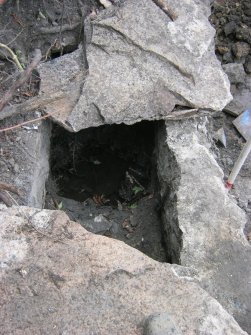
<box><xmin>223</xmin><ymin>99</ymin><xmax>244</xmax><ymax>116</ymax></box>
<box><xmin>86</xmin><ymin>213</ymin><xmax>113</xmax><ymax>234</ymax></box>
<box><xmin>39</xmin><ymin>0</ymin><xmax>232</xmax><ymax>131</ymax></box>
<box><xmin>232</xmin><ymin>75</ymin><xmax>251</xmax><ymax>112</ymax></box>
<box><xmin>244</xmin><ymin>55</ymin><xmax>251</xmax><ymax>74</ymax></box>
<box><xmin>0</xmin><ymin>120</ymin><xmax>51</xmax><ymax>208</ymax></box>
<box><xmin>0</xmin><ymin>205</ymin><xmax>247</xmax><ymax>335</ymax></box>
<box><xmin>236</xmin><ymin>26</ymin><xmax>251</xmax><ymax>44</ymax></box>
<box><xmin>157</xmin><ymin>117</ymin><xmax>251</xmax><ymax>333</ymax></box>
<box><xmin>232</xmin><ymin>42</ymin><xmax>251</xmax><ymax>59</ymax></box>
<box><xmin>27</xmin><ymin>122</ymin><xmax>51</xmax><ymax>208</ymax></box>
<box><xmin>143</xmin><ymin>313</ymin><xmax>182</xmax><ymax>335</ymax></box>
<box><xmin>224</xmin><ymin>21</ymin><xmax>237</xmax><ymax>36</ymax></box>
<box><xmin>37</xmin><ymin>49</ymin><xmax>85</xmax><ymax>131</ymax></box>
<box><xmin>68</xmin><ymin>0</ymin><xmax>232</xmax><ymax>131</ymax></box>
<box><xmin>222</xmin><ymin>63</ymin><xmax>246</xmax><ymax>83</ymax></box>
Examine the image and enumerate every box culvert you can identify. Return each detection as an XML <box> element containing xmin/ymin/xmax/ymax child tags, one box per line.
<box><xmin>46</xmin><ymin>120</ymin><xmax>182</xmax><ymax>263</ymax></box>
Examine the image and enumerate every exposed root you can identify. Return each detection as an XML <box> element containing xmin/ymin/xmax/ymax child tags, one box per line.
<box><xmin>0</xmin><ymin>42</ymin><xmax>24</xmax><ymax>71</ymax></box>
<box><xmin>0</xmin><ymin>49</ymin><xmax>42</xmax><ymax>112</ymax></box>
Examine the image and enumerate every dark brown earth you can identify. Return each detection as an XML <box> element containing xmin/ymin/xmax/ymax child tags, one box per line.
<box><xmin>0</xmin><ymin>0</ymin><xmax>94</xmax><ymax>101</ymax></box>
<box><xmin>210</xmin><ymin>0</ymin><xmax>251</xmax><ymax>71</ymax></box>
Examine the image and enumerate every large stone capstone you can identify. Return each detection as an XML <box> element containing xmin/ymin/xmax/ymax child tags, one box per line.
<box><xmin>38</xmin><ymin>0</ymin><xmax>232</xmax><ymax>131</ymax></box>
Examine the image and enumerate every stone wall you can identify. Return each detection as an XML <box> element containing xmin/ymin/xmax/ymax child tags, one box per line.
<box><xmin>158</xmin><ymin>116</ymin><xmax>251</xmax><ymax>333</ymax></box>
<box><xmin>156</xmin><ymin>123</ymin><xmax>182</xmax><ymax>264</ymax></box>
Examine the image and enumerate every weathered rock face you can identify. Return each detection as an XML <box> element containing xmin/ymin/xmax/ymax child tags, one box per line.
<box><xmin>222</xmin><ymin>63</ymin><xmax>246</xmax><ymax>84</ymax></box>
<box><xmin>38</xmin><ymin>49</ymin><xmax>84</xmax><ymax>131</ymax></box>
<box><xmin>0</xmin><ymin>206</ymin><xmax>247</xmax><ymax>334</ymax></box>
<box><xmin>156</xmin><ymin>116</ymin><xmax>251</xmax><ymax>333</ymax></box>
<box><xmin>0</xmin><ymin>120</ymin><xmax>51</xmax><ymax>208</ymax></box>
<box><xmin>38</xmin><ymin>0</ymin><xmax>232</xmax><ymax>132</ymax></box>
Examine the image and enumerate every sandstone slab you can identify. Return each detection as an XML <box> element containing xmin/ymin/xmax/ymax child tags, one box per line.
<box><xmin>0</xmin><ymin>206</ymin><xmax>247</xmax><ymax>334</ymax></box>
<box><xmin>38</xmin><ymin>0</ymin><xmax>232</xmax><ymax>131</ymax></box>
<box><xmin>156</xmin><ymin>116</ymin><xmax>251</xmax><ymax>333</ymax></box>
<box><xmin>37</xmin><ymin>49</ymin><xmax>85</xmax><ymax>131</ymax></box>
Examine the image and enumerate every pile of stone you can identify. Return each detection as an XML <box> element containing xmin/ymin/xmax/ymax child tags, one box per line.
<box><xmin>211</xmin><ymin>0</ymin><xmax>251</xmax><ymax>73</ymax></box>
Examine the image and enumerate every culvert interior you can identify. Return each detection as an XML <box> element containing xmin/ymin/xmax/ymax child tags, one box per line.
<box><xmin>46</xmin><ymin>121</ymin><xmax>181</xmax><ymax>263</ymax></box>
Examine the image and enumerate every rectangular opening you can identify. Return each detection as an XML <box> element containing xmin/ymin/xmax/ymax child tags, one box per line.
<box><xmin>46</xmin><ymin>120</ymin><xmax>182</xmax><ymax>263</ymax></box>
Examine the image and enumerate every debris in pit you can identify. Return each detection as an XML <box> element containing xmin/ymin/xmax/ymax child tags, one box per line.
<box><xmin>47</xmin><ymin>121</ymin><xmax>167</xmax><ymax>262</ymax></box>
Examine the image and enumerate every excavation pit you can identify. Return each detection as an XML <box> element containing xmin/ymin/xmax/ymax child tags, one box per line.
<box><xmin>47</xmin><ymin>121</ymin><xmax>179</xmax><ymax>262</ymax></box>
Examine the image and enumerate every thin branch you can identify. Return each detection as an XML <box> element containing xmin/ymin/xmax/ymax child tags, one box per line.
<box><xmin>0</xmin><ymin>191</ymin><xmax>12</xmax><ymax>207</ymax></box>
<box><xmin>152</xmin><ymin>0</ymin><xmax>178</xmax><ymax>21</ymax></box>
<box><xmin>42</xmin><ymin>0</ymin><xmax>55</xmax><ymax>23</ymax></box>
<box><xmin>59</xmin><ymin>0</ymin><xmax>65</xmax><ymax>55</ymax></box>
<box><xmin>165</xmin><ymin>108</ymin><xmax>198</xmax><ymax>119</ymax></box>
<box><xmin>0</xmin><ymin>49</ymin><xmax>42</xmax><ymax>112</ymax></box>
<box><xmin>38</xmin><ymin>22</ymin><xmax>80</xmax><ymax>34</ymax></box>
<box><xmin>0</xmin><ymin>70</ymin><xmax>86</xmax><ymax>121</ymax></box>
<box><xmin>6</xmin><ymin>28</ymin><xmax>24</xmax><ymax>46</ymax></box>
<box><xmin>0</xmin><ymin>42</ymin><xmax>24</xmax><ymax>70</ymax></box>
<box><xmin>0</xmin><ymin>110</ymin><xmax>59</xmax><ymax>133</ymax></box>
<box><xmin>0</xmin><ymin>90</ymin><xmax>65</xmax><ymax>121</ymax></box>
<box><xmin>0</xmin><ymin>182</ymin><xmax>20</xmax><ymax>195</ymax></box>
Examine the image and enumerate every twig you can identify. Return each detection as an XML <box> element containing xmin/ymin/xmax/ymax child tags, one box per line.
<box><xmin>0</xmin><ymin>182</ymin><xmax>20</xmax><ymax>195</ymax></box>
<box><xmin>6</xmin><ymin>28</ymin><xmax>24</xmax><ymax>46</ymax></box>
<box><xmin>45</xmin><ymin>39</ymin><xmax>58</xmax><ymax>60</ymax></box>
<box><xmin>38</xmin><ymin>22</ymin><xmax>80</xmax><ymax>34</ymax></box>
<box><xmin>7</xmin><ymin>192</ymin><xmax>31</xmax><ymax>219</ymax></box>
<box><xmin>5</xmin><ymin>190</ymin><xmax>21</xmax><ymax>207</ymax></box>
<box><xmin>152</xmin><ymin>0</ymin><xmax>178</xmax><ymax>21</ymax></box>
<box><xmin>165</xmin><ymin>108</ymin><xmax>198</xmax><ymax>119</ymax></box>
<box><xmin>126</xmin><ymin>171</ymin><xmax>144</xmax><ymax>190</ymax></box>
<box><xmin>0</xmin><ymin>191</ymin><xmax>12</xmax><ymax>207</ymax></box>
<box><xmin>0</xmin><ymin>90</ymin><xmax>65</xmax><ymax>121</ymax></box>
<box><xmin>0</xmin><ymin>42</ymin><xmax>23</xmax><ymax>70</ymax></box>
<box><xmin>42</xmin><ymin>0</ymin><xmax>55</xmax><ymax>23</ymax></box>
<box><xmin>0</xmin><ymin>68</ymin><xmax>86</xmax><ymax>121</ymax></box>
<box><xmin>0</xmin><ymin>49</ymin><xmax>42</xmax><ymax>112</ymax></box>
<box><xmin>0</xmin><ymin>110</ymin><xmax>59</xmax><ymax>133</ymax></box>
<box><xmin>0</xmin><ymin>182</ymin><xmax>21</xmax><ymax>207</ymax></box>
<box><xmin>59</xmin><ymin>0</ymin><xmax>65</xmax><ymax>55</ymax></box>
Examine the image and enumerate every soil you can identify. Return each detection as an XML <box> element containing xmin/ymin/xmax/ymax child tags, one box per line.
<box><xmin>0</xmin><ymin>0</ymin><xmax>107</xmax><ymax>115</ymax></box>
<box><xmin>210</xmin><ymin>0</ymin><xmax>251</xmax><ymax>71</ymax></box>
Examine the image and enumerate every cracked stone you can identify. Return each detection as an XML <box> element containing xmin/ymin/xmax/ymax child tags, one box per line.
<box><xmin>38</xmin><ymin>0</ymin><xmax>232</xmax><ymax>132</ymax></box>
